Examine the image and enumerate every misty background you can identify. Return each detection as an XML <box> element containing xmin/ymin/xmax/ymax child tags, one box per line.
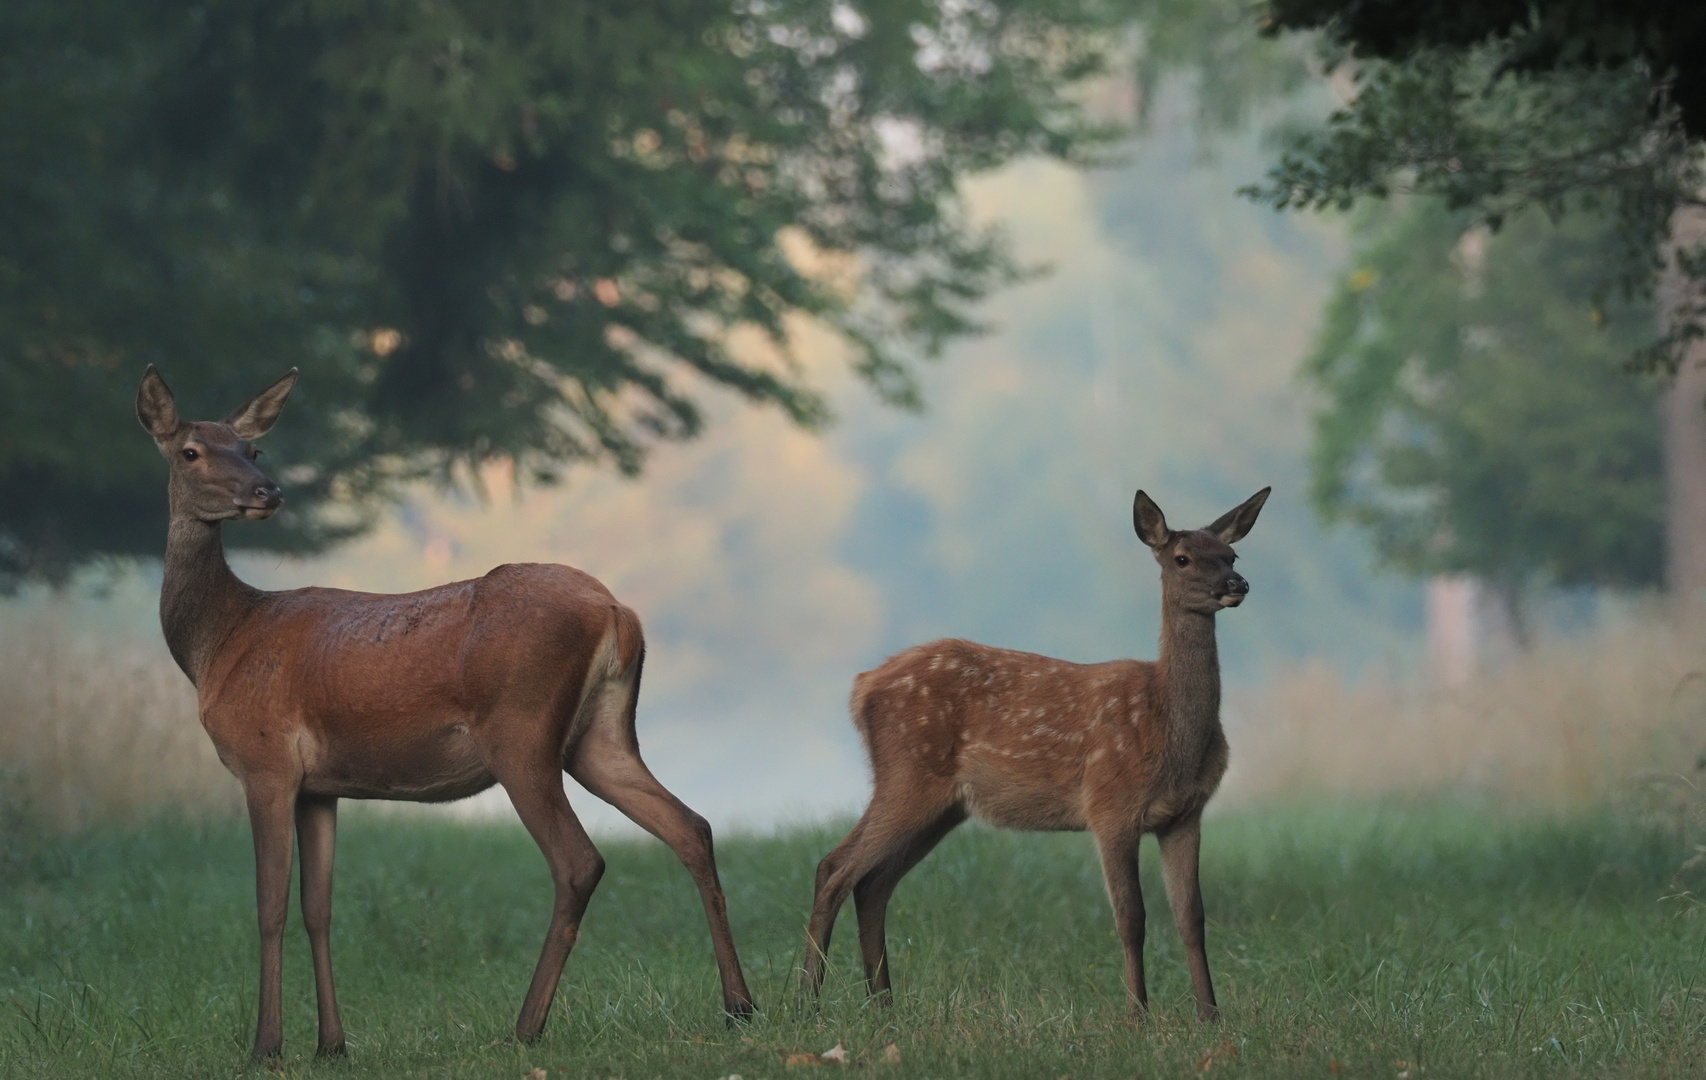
<box><xmin>6</xmin><ymin>89</ymin><xmax>1426</xmax><ymax>832</ymax></box>
<box><xmin>6</xmin><ymin>2</ymin><xmax>1700</xmax><ymax>842</ymax></box>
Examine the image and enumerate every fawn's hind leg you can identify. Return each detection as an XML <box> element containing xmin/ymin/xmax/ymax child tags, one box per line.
<box><xmin>852</xmin><ymin>804</ymin><xmax>967</xmax><ymax>998</ymax></box>
<box><xmin>803</xmin><ymin>783</ymin><xmax>957</xmax><ymax>997</ymax></box>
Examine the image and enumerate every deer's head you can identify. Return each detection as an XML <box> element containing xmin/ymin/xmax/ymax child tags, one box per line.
<box><xmin>1133</xmin><ymin>487</ymin><xmax>1270</xmax><ymax>615</ymax></box>
<box><xmin>136</xmin><ymin>365</ymin><xmax>296</xmax><ymax>523</ymax></box>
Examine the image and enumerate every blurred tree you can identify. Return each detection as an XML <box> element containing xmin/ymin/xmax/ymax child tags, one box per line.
<box><xmin>1248</xmin><ymin>1</ymin><xmax>1706</xmax><ymax>370</ymax></box>
<box><xmin>2</xmin><ymin>0</ymin><xmax>1149</xmax><ymax>586</ymax></box>
<box><xmin>1306</xmin><ymin>200</ymin><xmax>1665</xmax><ymax>629</ymax></box>
<box><xmin>1263</xmin><ymin>1</ymin><xmax>1706</xmax><ymax>135</ymax></box>
<box><xmin>1247</xmin><ymin>0</ymin><xmax>1706</xmax><ymax>612</ymax></box>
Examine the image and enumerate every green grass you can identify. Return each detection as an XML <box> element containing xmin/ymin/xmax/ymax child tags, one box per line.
<box><xmin>2</xmin><ymin>802</ymin><xmax>1703</xmax><ymax>1079</ymax></box>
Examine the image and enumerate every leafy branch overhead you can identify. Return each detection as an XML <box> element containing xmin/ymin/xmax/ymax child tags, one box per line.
<box><xmin>1247</xmin><ymin>1</ymin><xmax>1706</xmax><ymax>372</ymax></box>
<box><xmin>0</xmin><ymin>0</ymin><xmax>1136</xmax><ymax>583</ymax></box>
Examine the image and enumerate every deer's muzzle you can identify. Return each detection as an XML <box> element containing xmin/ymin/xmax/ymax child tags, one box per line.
<box><xmin>238</xmin><ymin>482</ymin><xmax>283</xmax><ymax>519</ymax></box>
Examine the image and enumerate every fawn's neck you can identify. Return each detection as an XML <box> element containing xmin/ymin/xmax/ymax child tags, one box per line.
<box><xmin>160</xmin><ymin>517</ymin><xmax>260</xmax><ymax>685</ymax></box>
<box><xmin>1155</xmin><ymin>600</ymin><xmax>1221</xmax><ymax>770</ymax></box>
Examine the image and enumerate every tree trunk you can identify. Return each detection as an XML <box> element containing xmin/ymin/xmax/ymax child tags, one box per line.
<box><xmin>1662</xmin><ymin>209</ymin><xmax>1706</xmax><ymax>623</ymax></box>
<box><xmin>1664</xmin><ymin>354</ymin><xmax>1706</xmax><ymax>618</ymax></box>
<box><xmin>1425</xmin><ymin>572</ymin><xmax>1521</xmax><ymax>687</ymax></box>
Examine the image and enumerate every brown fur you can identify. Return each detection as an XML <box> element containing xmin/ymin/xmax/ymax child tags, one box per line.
<box><xmin>136</xmin><ymin>366</ymin><xmax>753</xmax><ymax>1061</ymax></box>
<box><xmin>803</xmin><ymin>486</ymin><xmax>1270</xmax><ymax>1020</ymax></box>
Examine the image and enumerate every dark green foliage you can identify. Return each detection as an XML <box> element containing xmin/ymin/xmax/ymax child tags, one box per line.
<box><xmin>1237</xmin><ymin>1</ymin><xmax>1695</xmax><ymax>596</ymax></box>
<box><xmin>0</xmin><ymin>0</ymin><xmax>1134</xmax><ymax>585</ymax></box>
<box><xmin>1245</xmin><ymin>3</ymin><xmax>1706</xmax><ymax>375</ymax></box>
<box><xmin>1305</xmin><ymin>201</ymin><xmax>1665</xmax><ymax>591</ymax></box>
<box><xmin>1262</xmin><ymin>1</ymin><xmax>1706</xmax><ymax>138</ymax></box>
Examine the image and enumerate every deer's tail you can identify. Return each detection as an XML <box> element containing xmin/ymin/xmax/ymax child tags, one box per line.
<box><xmin>607</xmin><ymin>602</ymin><xmax>645</xmax><ymax>683</ymax></box>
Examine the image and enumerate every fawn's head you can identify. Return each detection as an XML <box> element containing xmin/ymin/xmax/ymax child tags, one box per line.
<box><xmin>1133</xmin><ymin>487</ymin><xmax>1270</xmax><ymax>615</ymax></box>
<box><xmin>136</xmin><ymin>365</ymin><xmax>296</xmax><ymax>523</ymax></box>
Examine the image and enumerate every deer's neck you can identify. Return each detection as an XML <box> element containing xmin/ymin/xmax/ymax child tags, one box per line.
<box><xmin>1156</xmin><ymin>601</ymin><xmax>1221</xmax><ymax>765</ymax></box>
<box><xmin>160</xmin><ymin>518</ymin><xmax>260</xmax><ymax>685</ymax></box>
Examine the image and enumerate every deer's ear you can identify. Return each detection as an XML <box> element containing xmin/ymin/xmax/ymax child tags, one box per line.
<box><xmin>1206</xmin><ymin>486</ymin><xmax>1271</xmax><ymax>545</ymax></box>
<box><xmin>136</xmin><ymin>365</ymin><xmax>181</xmax><ymax>441</ymax></box>
<box><xmin>223</xmin><ymin>368</ymin><xmax>298</xmax><ymax>439</ymax></box>
<box><xmin>1133</xmin><ymin>490</ymin><xmax>1172</xmax><ymax>548</ymax></box>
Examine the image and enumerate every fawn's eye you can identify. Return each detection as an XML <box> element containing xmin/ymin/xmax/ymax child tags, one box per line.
<box><xmin>1174</xmin><ymin>555</ymin><xmax>1189</xmax><ymax>567</ymax></box>
<box><xmin>181</xmin><ymin>447</ymin><xmax>199</xmax><ymax>461</ymax></box>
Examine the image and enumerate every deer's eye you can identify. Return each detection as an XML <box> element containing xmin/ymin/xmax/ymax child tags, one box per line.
<box><xmin>251</xmin><ymin>448</ymin><xmax>262</xmax><ymax>460</ymax></box>
<box><xmin>1174</xmin><ymin>555</ymin><xmax>1190</xmax><ymax>567</ymax></box>
<box><xmin>181</xmin><ymin>447</ymin><xmax>199</xmax><ymax>461</ymax></box>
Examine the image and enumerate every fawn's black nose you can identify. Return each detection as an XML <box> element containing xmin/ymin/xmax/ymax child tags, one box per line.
<box><xmin>1225</xmin><ymin>575</ymin><xmax>1248</xmax><ymax>595</ymax></box>
<box><xmin>254</xmin><ymin>482</ymin><xmax>282</xmax><ymax>510</ymax></box>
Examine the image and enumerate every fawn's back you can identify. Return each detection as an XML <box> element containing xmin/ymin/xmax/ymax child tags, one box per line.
<box><xmin>850</xmin><ymin>638</ymin><xmax>1223</xmax><ymax>833</ymax></box>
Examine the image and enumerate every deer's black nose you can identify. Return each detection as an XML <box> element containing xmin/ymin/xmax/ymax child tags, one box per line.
<box><xmin>254</xmin><ymin>482</ymin><xmax>282</xmax><ymax>509</ymax></box>
<box><xmin>1225</xmin><ymin>575</ymin><xmax>1248</xmax><ymax>595</ymax></box>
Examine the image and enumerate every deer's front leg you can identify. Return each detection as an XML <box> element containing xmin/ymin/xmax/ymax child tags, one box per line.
<box><xmin>296</xmin><ymin>793</ymin><xmax>345</xmax><ymax>1055</ymax></box>
<box><xmin>1092</xmin><ymin>828</ymin><xmax>1148</xmax><ymax>1013</ymax></box>
<box><xmin>1158</xmin><ymin>813</ymin><xmax>1218</xmax><ymax>1021</ymax></box>
<box><xmin>245</xmin><ymin>781</ymin><xmax>298</xmax><ymax>1060</ymax></box>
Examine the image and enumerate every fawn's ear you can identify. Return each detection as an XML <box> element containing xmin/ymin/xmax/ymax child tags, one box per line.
<box><xmin>223</xmin><ymin>368</ymin><xmax>298</xmax><ymax>439</ymax></box>
<box><xmin>1205</xmin><ymin>486</ymin><xmax>1271</xmax><ymax>545</ymax></box>
<box><xmin>1133</xmin><ymin>490</ymin><xmax>1172</xmax><ymax>548</ymax></box>
<box><xmin>136</xmin><ymin>365</ymin><xmax>181</xmax><ymax>441</ymax></box>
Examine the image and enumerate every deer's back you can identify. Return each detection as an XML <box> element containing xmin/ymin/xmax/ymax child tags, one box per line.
<box><xmin>199</xmin><ymin>562</ymin><xmax>639</xmax><ymax>799</ymax></box>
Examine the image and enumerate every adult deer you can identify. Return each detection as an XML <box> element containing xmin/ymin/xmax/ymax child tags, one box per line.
<box><xmin>802</xmin><ymin>487</ymin><xmax>1269</xmax><ymax>1019</ymax></box>
<box><xmin>135</xmin><ymin>366</ymin><xmax>753</xmax><ymax>1060</ymax></box>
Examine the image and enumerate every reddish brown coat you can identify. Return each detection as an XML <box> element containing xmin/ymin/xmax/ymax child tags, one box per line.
<box><xmin>136</xmin><ymin>366</ymin><xmax>752</xmax><ymax>1062</ymax></box>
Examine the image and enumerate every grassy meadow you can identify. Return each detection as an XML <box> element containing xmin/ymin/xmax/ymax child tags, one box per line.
<box><xmin>3</xmin><ymin>803</ymin><xmax>1705</xmax><ymax>1079</ymax></box>
<box><xmin>3</xmin><ymin>612</ymin><xmax>1706</xmax><ymax>1078</ymax></box>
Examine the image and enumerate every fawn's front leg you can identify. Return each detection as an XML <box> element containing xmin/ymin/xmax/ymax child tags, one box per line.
<box><xmin>1158</xmin><ymin>813</ymin><xmax>1218</xmax><ymax>1021</ymax></box>
<box><xmin>1093</xmin><ymin>828</ymin><xmax>1148</xmax><ymax>1012</ymax></box>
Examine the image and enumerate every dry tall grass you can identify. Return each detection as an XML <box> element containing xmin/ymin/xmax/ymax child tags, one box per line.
<box><xmin>0</xmin><ymin>607</ymin><xmax>238</xmax><ymax>830</ymax></box>
<box><xmin>1224</xmin><ymin>614</ymin><xmax>1706</xmax><ymax>808</ymax></box>
<box><xmin>3</xmin><ymin>599</ymin><xmax>1704</xmax><ymax>831</ymax></box>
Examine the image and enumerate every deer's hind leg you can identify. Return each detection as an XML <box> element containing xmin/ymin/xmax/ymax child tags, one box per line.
<box><xmin>488</xmin><ymin>738</ymin><xmax>605</xmax><ymax>1043</ymax></box>
<box><xmin>567</xmin><ymin>659</ymin><xmax>755</xmax><ymax>1019</ymax></box>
